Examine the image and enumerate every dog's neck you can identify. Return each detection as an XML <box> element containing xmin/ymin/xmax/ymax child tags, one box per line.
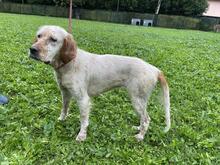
<box><xmin>51</xmin><ymin>57</ymin><xmax>71</xmax><ymax>70</ymax></box>
<box><xmin>53</xmin><ymin>59</ymin><xmax>75</xmax><ymax>73</ymax></box>
<box><xmin>51</xmin><ymin>58</ymin><xmax>67</xmax><ymax>70</ymax></box>
<box><xmin>51</xmin><ymin>49</ymin><xmax>77</xmax><ymax>70</ymax></box>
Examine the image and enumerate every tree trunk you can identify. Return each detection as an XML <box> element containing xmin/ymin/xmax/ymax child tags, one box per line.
<box><xmin>68</xmin><ymin>0</ymin><xmax>73</xmax><ymax>34</ymax></box>
<box><xmin>153</xmin><ymin>0</ymin><xmax>162</xmax><ymax>26</ymax></box>
<box><xmin>117</xmin><ymin>0</ymin><xmax>120</xmax><ymax>12</ymax></box>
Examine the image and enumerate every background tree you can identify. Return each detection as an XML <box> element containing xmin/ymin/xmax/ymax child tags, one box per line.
<box><xmin>53</xmin><ymin>0</ymin><xmax>87</xmax><ymax>7</ymax></box>
<box><xmin>4</xmin><ymin>0</ymin><xmax>208</xmax><ymax>16</ymax></box>
<box><xmin>26</xmin><ymin>0</ymin><xmax>54</xmax><ymax>5</ymax></box>
<box><xmin>161</xmin><ymin>0</ymin><xmax>208</xmax><ymax>16</ymax></box>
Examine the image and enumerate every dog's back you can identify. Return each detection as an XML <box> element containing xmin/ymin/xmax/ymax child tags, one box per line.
<box><xmin>76</xmin><ymin>49</ymin><xmax>160</xmax><ymax>96</ymax></box>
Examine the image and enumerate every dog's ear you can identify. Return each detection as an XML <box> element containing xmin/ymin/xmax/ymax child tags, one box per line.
<box><xmin>60</xmin><ymin>34</ymin><xmax>77</xmax><ymax>64</ymax></box>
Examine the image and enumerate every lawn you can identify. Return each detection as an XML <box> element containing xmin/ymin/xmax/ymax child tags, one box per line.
<box><xmin>0</xmin><ymin>13</ymin><xmax>219</xmax><ymax>164</ymax></box>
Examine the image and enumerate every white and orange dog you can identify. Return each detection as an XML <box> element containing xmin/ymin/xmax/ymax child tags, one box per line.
<box><xmin>29</xmin><ymin>25</ymin><xmax>171</xmax><ymax>141</ymax></box>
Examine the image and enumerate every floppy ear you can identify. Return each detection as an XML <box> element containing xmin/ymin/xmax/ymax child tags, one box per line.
<box><xmin>60</xmin><ymin>34</ymin><xmax>77</xmax><ymax>64</ymax></box>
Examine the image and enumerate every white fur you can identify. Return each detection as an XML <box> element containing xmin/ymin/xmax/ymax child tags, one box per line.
<box><xmin>34</xmin><ymin>26</ymin><xmax>171</xmax><ymax>142</ymax></box>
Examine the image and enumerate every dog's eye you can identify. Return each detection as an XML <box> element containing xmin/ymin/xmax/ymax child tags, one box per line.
<box><xmin>50</xmin><ymin>37</ymin><xmax>57</xmax><ymax>42</ymax></box>
<box><xmin>37</xmin><ymin>34</ymin><xmax>41</xmax><ymax>38</ymax></box>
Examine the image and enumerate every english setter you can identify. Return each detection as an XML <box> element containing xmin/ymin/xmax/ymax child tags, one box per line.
<box><xmin>29</xmin><ymin>25</ymin><xmax>171</xmax><ymax>141</ymax></box>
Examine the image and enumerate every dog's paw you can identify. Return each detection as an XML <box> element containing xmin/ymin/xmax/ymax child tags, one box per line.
<box><xmin>135</xmin><ymin>133</ymin><xmax>144</xmax><ymax>142</ymax></box>
<box><xmin>76</xmin><ymin>133</ymin><xmax>87</xmax><ymax>142</ymax></box>
<box><xmin>132</xmin><ymin>126</ymin><xmax>141</xmax><ymax>130</ymax></box>
<box><xmin>58</xmin><ymin>114</ymin><xmax>67</xmax><ymax>121</ymax></box>
<box><xmin>163</xmin><ymin>126</ymin><xmax>170</xmax><ymax>133</ymax></box>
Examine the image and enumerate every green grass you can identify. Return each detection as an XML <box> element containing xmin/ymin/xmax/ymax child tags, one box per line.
<box><xmin>0</xmin><ymin>13</ymin><xmax>219</xmax><ymax>164</ymax></box>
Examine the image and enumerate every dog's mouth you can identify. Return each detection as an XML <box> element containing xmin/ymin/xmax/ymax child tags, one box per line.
<box><xmin>29</xmin><ymin>54</ymin><xmax>40</xmax><ymax>61</ymax></box>
<box><xmin>29</xmin><ymin>53</ymin><xmax>50</xmax><ymax>64</ymax></box>
<box><xmin>44</xmin><ymin>61</ymin><xmax>50</xmax><ymax>65</ymax></box>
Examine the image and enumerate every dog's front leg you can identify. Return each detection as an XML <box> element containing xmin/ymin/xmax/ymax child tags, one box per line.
<box><xmin>76</xmin><ymin>95</ymin><xmax>91</xmax><ymax>142</ymax></box>
<box><xmin>58</xmin><ymin>88</ymin><xmax>72</xmax><ymax>121</ymax></box>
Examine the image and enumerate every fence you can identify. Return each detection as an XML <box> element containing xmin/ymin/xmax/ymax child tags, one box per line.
<box><xmin>0</xmin><ymin>3</ymin><xmax>68</xmax><ymax>17</ymax></box>
<box><xmin>0</xmin><ymin>2</ymin><xmax>219</xmax><ymax>31</ymax></box>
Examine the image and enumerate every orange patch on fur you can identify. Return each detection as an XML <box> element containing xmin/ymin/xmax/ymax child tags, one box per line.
<box><xmin>158</xmin><ymin>72</ymin><xmax>168</xmax><ymax>89</ymax></box>
<box><xmin>59</xmin><ymin>34</ymin><xmax>77</xmax><ymax>64</ymax></box>
<box><xmin>38</xmin><ymin>42</ymin><xmax>47</xmax><ymax>57</ymax></box>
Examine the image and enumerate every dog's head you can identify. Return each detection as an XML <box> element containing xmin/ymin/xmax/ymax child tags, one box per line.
<box><xmin>29</xmin><ymin>25</ymin><xmax>76</xmax><ymax>67</ymax></box>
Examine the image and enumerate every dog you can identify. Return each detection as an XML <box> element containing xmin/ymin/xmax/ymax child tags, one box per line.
<box><xmin>29</xmin><ymin>25</ymin><xmax>171</xmax><ymax>142</ymax></box>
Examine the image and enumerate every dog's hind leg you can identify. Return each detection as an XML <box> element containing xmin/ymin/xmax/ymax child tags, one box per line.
<box><xmin>131</xmin><ymin>96</ymin><xmax>150</xmax><ymax>141</ymax></box>
<box><xmin>127</xmin><ymin>77</ymin><xmax>156</xmax><ymax>141</ymax></box>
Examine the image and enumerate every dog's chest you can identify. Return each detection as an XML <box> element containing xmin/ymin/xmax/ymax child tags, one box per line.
<box><xmin>55</xmin><ymin>71</ymin><xmax>75</xmax><ymax>89</ymax></box>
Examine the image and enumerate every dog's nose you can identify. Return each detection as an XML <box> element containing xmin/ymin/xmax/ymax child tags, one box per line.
<box><xmin>30</xmin><ymin>47</ymin><xmax>38</xmax><ymax>55</ymax></box>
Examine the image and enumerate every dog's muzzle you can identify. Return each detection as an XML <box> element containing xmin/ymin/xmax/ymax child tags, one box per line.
<box><xmin>29</xmin><ymin>47</ymin><xmax>40</xmax><ymax>61</ymax></box>
<box><xmin>29</xmin><ymin>47</ymin><xmax>50</xmax><ymax>65</ymax></box>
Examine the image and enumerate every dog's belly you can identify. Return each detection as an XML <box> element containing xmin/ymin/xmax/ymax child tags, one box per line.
<box><xmin>87</xmin><ymin>75</ymin><xmax>127</xmax><ymax>96</ymax></box>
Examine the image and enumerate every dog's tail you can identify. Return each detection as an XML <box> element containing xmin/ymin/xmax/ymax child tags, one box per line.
<box><xmin>158</xmin><ymin>72</ymin><xmax>171</xmax><ymax>132</ymax></box>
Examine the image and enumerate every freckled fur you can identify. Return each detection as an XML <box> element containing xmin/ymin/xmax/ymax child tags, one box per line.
<box><xmin>30</xmin><ymin>25</ymin><xmax>171</xmax><ymax>142</ymax></box>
